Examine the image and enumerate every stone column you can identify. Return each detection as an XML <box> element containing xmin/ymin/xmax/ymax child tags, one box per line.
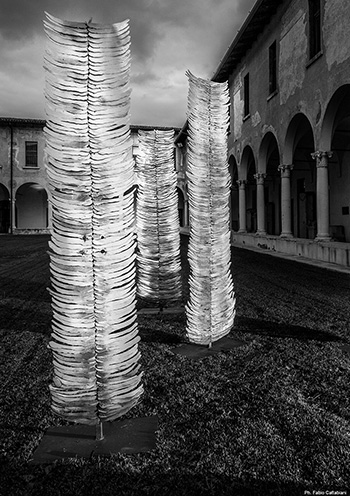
<box><xmin>11</xmin><ymin>198</ymin><xmax>16</xmax><ymax>232</ymax></box>
<box><xmin>254</xmin><ymin>173</ymin><xmax>266</xmax><ymax>235</ymax></box>
<box><xmin>237</xmin><ymin>179</ymin><xmax>247</xmax><ymax>233</ymax></box>
<box><xmin>278</xmin><ymin>164</ymin><xmax>294</xmax><ymax>237</ymax></box>
<box><xmin>184</xmin><ymin>199</ymin><xmax>189</xmax><ymax>227</ymax></box>
<box><xmin>311</xmin><ymin>151</ymin><xmax>332</xmax><ymax>241</ymax></box>
<box><xmin>47</xmin><ymin>198</ymin><xmax>53</xmax><ymax>229</ymax></box>
<box><xmin>229</xmin><ymin>183</ymin><xmax>238</xmax><ymax>231</ymax></box>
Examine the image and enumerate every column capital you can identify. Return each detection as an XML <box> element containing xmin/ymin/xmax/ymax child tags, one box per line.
<box><xmin>313</xmin><ymin>151</ymin><xmax>331</xmax><ymax>240</ymax></box>
<box><xmin>236</xmin><ymin>179</ymin><xmax>247</xmax><ymax>189</ymax></box>
<box><xmin>278</xmin><ymin>164</ymin><xmax>294</xmax><ymax>177</ymax></box>
<box><xmin>311</xmin><ymin>150</ymin><xmax>333</xmax><ymax>167</ymax></box>
<box><xmin>254</xmin><ymin>172</ymin><xmax>266</xmax><ymax>185</ymax></box>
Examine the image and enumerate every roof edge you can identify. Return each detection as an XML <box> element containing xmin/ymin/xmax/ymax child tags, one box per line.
<box><xmin>0</xmin><ymin>117</ymin><xmax>180</xmax><ymax>132</ymax></box>
<box><xmin>211</xmin><ymin>0</ymin><xmax>266</xmax><ymax>81</ymax></box>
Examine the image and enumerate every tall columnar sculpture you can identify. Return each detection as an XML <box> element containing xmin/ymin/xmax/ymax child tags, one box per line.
<box><xmin>44</xmin><ymin>13</ymin><xmax>143</xmax><ymax>425</ymax></box>
<box><xmin>185</xmin><ymin>71</ymin><xmax>236</xmax><ymax>346</ymax></box>
<box><xmin>135</xmin><ymin>129</ymin><xmax>182</xmax><ymax>305</ymax></box>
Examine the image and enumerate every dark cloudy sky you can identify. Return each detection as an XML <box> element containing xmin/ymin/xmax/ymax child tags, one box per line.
<box><xmin>0</xmin><ymin>0</ymin><xmax>256</xmax><ymax>127</ymax></box>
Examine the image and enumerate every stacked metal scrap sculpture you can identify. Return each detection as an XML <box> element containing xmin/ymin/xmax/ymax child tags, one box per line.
<box><xmin>135</xmin><ymin>129</ymin><xmax>182</xmax><ymax>304</ymax></box>
<box><xmin>185</xmin><ymin>71</ymin><xmax>236</xmax><ymax>346</ymax></box>
<box><xmin>44</xmin><ymin>13</ymin><xmax>143</xmax><ymax>424</ymax></box>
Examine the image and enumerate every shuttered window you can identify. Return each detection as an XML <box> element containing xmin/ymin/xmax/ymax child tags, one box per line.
<box><xmin>269</xmin><ymin>41</ymin><xmax>277</xmax><ymax>95</ymax></box>
<box><xmin>244</xmin><ymin>73</ymin><xmax>250</xmax><ymax>117</ymax></box>
<box><xmin>25</xmin><ymin>141</ymin><xmax>38</xmax><ymax>167</ymax></box>
<box><xmin>309</xmin><ymin>0</ymin><xmax>321</xmax><ymax>59</ymax></box>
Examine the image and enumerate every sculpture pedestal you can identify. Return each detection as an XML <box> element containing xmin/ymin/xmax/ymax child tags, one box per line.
<box><xmin>30</xmin><ymin>416</ymin><xmax>158</xmax><ymax>464</ymax></box>
<box><xmin>173</xmin><ymin>336</ymin><xmax>247</xmax><ymax>359</ymax></box>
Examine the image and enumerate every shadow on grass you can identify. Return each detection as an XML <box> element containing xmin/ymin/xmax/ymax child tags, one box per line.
<box><xmin>1</xmin><ymin>461</ymin><xmax>310</xmax><ymax>496</ymax></box>
<box><xmin>236</xmin><ymin>316</ymin><xmax>344</xmax><ymax>343</ymax></box>
<box><xmin>138</xmin><ymin>328</ymin><xmax>183</xmax><ymax>344</ymax></box>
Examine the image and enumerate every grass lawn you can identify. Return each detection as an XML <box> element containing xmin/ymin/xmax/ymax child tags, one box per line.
<box><xmin>0</xmin><ymin>234</ymin><xmax>349</xmax><ymax>495</ymax></box>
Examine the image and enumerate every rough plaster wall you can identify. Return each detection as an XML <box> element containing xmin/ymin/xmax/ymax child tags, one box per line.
<box><xmin>279</xmin><ymin>10</ymin><xmax>308</xmax><ymax>105</ymax></box>
<box><xmin>12</xmin><ymin>129</ymin><xmax>48</xmax><ymax>197</ymax></box>
<box><xmin>233</xmin><ymin>89</ymin><xmax>244</xmax><ymax>141</ymax></box>
<box><xmin>324</xmin><ymin>0</ymin><xmax>350</xmax><ymax>69</ymax></box>
<box><xmin>16</xmin><ymin>129</ymin><xmax>38</xmax><ymax>169</ymax></box>
<box><xmin>231</xmin><ymin>70</ymin><xmax>244</xmax><ymax>142</ymax></box>
<box><xmin>13</xmin><ymin>137</ymin><xmax>19</xmax><ymax>169</ymax></box>
<box><xmin>251</xmin><ymin>111</ymin><xmax>261</xmax><ymax>127</ymax></box>
<box><xmin>0</xmin><ymin>129</ymin><xmax>9</xmax><ymax>169</ymax></box>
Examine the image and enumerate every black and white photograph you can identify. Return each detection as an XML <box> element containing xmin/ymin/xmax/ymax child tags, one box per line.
<box><xmin>0</xmin><ymin>1</ymin><xmax>349</xmax><ymax>495</ymax></box>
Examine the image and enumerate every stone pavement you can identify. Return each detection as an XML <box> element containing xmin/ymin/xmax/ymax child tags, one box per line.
<box><xmin>234</xmin><ymin>243</ymin><xmax>350</xmax><ymax>275</ymax></box>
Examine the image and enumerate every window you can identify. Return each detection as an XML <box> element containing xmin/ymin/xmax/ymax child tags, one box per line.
<box><xmin>309</xmin><ymin>0</ymin><xmax>321</xmax><ymax>59</ymax></box>
<box><xmin>268</xmin><ymin>41</ymin><xmax>277</xmax><ymax>95</ymax></box>
<box><xmin>25</xmin><ymin>141</ymin><xmax>38</xmax><ymax>167</ymax></box>
<box><xmin>244</xmin><ymin>73</ymin><xmax>250</xmax><ymax>117</ymax></box>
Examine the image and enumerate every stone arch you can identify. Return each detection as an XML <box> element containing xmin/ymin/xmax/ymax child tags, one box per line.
<box><xmin>241</xmin><ymin>146</ymin><xmax>256</xmax><ymax>233</ymax></box>
<box><xmin>284</xmin><ymin>113</ymin><xmax>316</xmax><ymax>238</ymax></box>
<box><xmin>258</xmin><ymin>131</ymin><xmax>280</xmax><ymax>174</ymax></box>
<box><xmin>320</xmin><ymin>84</ymin><xmax>350</xmax><ymax>151</ymax></box>
<box><xmin>321</xmin><ymin>84</ymin><xmax>350</xmax><ymax>241</ymax></box>
<box><xmin>259</xmin><ymin>132</ymin><xmax>281</xmax><ymax>235</ymax></box>
<box><xmin>240</xmin><ymin>145</ymin><xmax>255</xmax><ymax>180</ymax></box>
<box><xmin>15</xmin><ymin>182</ymin><xmax>48</xmax><ymax>230</ymax></box>
<box><xmin>0</xmin><ymin>183</ymin><xmax>10</xmax><ymax>233</ymax></box>
<box><xmin>284</xmin><ymin>112</ymin><xmax>314</xmax><ymax>165</ymax></box>
<box><xmin>228</xmin><ymin>155</ymin><xmax>239</xmax><ymax>231</ymax></box>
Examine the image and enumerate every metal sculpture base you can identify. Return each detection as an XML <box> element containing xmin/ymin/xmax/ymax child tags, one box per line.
<box><xmin>173</xmin><ymin>336</ymin><xmax>247</xmax><ymax>359</ymax></box>
<box><xmin>30</xmin><ymin>416</ymin><xmax>158</xmax><ymax>464</ymax></box>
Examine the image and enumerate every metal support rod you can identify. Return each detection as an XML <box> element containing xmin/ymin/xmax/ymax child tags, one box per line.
<box><xmin>96</xmin><ymin>420</ymin><xmax>104</xmax><ymax>441</ymax></box>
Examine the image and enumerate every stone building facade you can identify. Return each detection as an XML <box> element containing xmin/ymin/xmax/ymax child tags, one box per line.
<box><xmin>175</xmin><ymin>141</ymin><xmax>189</xmax><ymax>231</ymax></box>
<box><xmin>176</xmin><ymin>0</ymin><xmax>350</xmax><ymax>268</ymax></box>
<box><xmin>0</xmin><ymin>118</ymin><xmax>180</xmax><ymax>234</ymax></box>
<box><xmin>0</xmin><ymin>119</ymin><xmax>48</xmax><ymax>234</ymax></box>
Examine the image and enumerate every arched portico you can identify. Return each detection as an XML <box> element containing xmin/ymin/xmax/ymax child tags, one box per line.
<box><xmin>228</xmin><ymin>155</ymin><xmax>239</xmax><ymax>231</ymax></box>
<box><xmin>258</xmin><ymin>132</ymin><xmax>281</xmax><ymax>235</ymax></box>
<box><xmin>15</xmin><ymin>183</ymin><xmax>48</xmax><ymax>230</ymax></box>
<box><xmin>240</xmin><ymin>146</ymin><xmax>256</xmax><ymax>233</ymax></box>
<box><xmin>284</xmin><ymin>113</ymin><xmax>316</xmax><ymax>239</ymax></box>
<box><xmin>0</xmin><ymin>184</ymin><xmax>10</xmax><ymax>233</ymax></box>
<box><xmin>320</xmin><ymin>85</ymin><xmax>350</xmax><ymax>242</ymax></box>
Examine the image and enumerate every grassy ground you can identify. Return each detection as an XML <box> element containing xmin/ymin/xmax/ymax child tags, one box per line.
<box><xmin>0</xmin><ymin>234</ymin><xmax>349</xmax><ymax>495</ymax></box>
